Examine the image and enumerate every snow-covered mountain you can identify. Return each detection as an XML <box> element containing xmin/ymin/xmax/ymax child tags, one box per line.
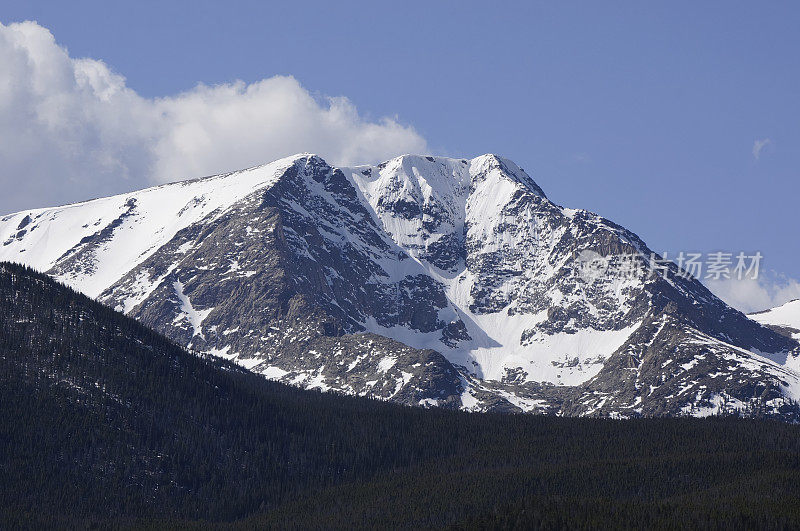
<box><xmin>750</xmin><ymin>300</ymin><xmax>800</xmax><ymax>341</ymax></box>
<box><xmin>2</xmin><ymin>153</ymin><xmax>798</xmax><ymax>417</ymax></box>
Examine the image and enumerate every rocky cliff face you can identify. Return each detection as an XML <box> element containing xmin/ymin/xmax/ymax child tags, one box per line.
<box><xmin>2</xmin><ymin>153</ymin><xmax>798</xmax><ymax>417</ymax></box>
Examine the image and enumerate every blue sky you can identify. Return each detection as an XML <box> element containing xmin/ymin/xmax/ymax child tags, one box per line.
<box><xmin>2</xmin><ymin>1</ymin><xmax>798</xmax><ymax>310</ymax></box>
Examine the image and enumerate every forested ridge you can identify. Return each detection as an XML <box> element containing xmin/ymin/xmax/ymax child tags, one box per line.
<box><xmin>3</xmin><ymin>261</ymin><xmax>800</xmax><ymax>529</ymax></box>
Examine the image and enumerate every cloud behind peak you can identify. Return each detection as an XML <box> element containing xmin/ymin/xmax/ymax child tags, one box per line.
<box><xmin>0</xmin><ymin>21</ymin><xmax>427</xmax><ymax>214</ymax></box>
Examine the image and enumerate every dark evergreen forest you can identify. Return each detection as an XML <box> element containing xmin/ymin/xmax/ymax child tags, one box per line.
<box><xmin>2</xmin><ymin>261</ymin><xmax>800</xmax><ymax>529</ymax></box>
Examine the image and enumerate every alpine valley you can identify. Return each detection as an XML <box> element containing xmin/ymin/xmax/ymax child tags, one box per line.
<box><xmin>2</xmin><ymin>153</ymin><xmax>798</xmax><ymax>419</ymax></box>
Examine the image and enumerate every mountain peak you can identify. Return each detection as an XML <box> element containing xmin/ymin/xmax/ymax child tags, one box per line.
<box><xmin>1</xmin><ymin>153</ymin><xmax>798</xmax><ymax>419</ymax></box>
<box><xmin>469</xmin><ymin>153</ymin><xmax>546</xmax><ymax>198</ymax></box>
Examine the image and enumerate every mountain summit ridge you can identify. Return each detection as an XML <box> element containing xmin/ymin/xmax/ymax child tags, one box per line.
<box><xmin>1</xmin><ymin>153</ymin><xmax>798</xmax><ymax>417</ymax></box>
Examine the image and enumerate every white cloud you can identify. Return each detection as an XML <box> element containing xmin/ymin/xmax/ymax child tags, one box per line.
<box><xmin>752</xmin><ymin>138</ymin><xmax>772</xmax><ymax>160</ymax></box>
<box><xmin>0</xmin><ymin>21</ymin><xmax>427</xmax><ymax>214</ymax></box>
<box><xmin>706</xmin><ymin>272</ymin><xmax>800</xmax><ymax>314</ymax></box>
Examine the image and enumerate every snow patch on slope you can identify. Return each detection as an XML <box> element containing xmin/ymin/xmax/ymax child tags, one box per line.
<box><xmin>172</xmin><ymin>280</ymin><xmax>212</xmax><ymax>339</ymax></box>
<box><xmin>750</xmin><ymin>299</ymin><xmax>800</xmax><ymax>340</ymax></box>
